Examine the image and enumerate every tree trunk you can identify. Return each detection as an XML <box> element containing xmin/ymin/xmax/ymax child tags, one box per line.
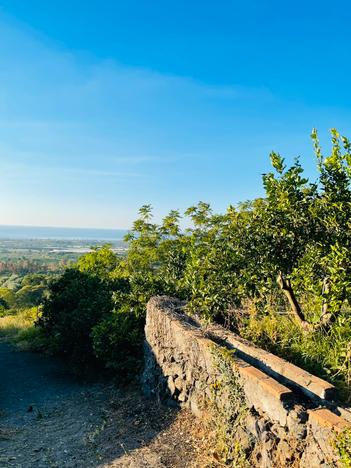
<box><xmin>318</xmin><ymin>277</ymin><xmax>332</xmax><ymax>327</ymax></box>
<box><xmin>276</xmin><ymin>272</ymin><xmax>313</xmax><ymax>331</ymax></box>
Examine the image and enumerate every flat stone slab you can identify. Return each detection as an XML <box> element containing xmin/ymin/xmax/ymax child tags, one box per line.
<box><xmin>309</xmin><ymin>408</ymin><xmax>351</xmax><ymax>434</ymax></box>
<box><xmin>204</xmin><ymin>323</ymin><xmax>336</xmax><ymax>402</ymax></box>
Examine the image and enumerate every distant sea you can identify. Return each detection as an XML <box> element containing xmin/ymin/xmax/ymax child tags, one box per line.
<box><xmin>0</xmin><ymin>225</ymin><xmax>129</xmax><ymax>241</ymax></box>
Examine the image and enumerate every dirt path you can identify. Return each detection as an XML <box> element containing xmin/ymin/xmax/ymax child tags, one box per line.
<box><xmin>0</xmin><ymin>344</ymin><xmax>209</xmax><ymax>468</ymax></box>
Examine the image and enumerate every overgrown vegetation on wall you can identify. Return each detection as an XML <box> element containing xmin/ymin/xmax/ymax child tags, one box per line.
<box><xmin>29</xmin><ymin>130</ymin><xmax>351</xmax><ymax>399</ymax></box>
<box><xmin>210</xmin><ymin>347</ymin><xmax>249</xmax><ymax>465</ymax></box>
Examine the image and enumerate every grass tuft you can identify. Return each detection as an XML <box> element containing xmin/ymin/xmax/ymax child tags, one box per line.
<box><xmin>0</xmin><ymin>307</ymin><xmax>47</xmax><ymax>351</ymax></box>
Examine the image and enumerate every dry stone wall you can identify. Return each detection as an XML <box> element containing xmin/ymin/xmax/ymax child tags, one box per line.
<box><xmin>142</xmin><ymin>296</ymin><xmax>351</xmax><ymax>467</ymax></box>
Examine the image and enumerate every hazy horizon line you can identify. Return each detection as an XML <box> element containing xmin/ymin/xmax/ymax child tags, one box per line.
<box><xmin>0</xmin><ymin>223</ymin><xmax>130</xmax><ymax>231</ymax></box>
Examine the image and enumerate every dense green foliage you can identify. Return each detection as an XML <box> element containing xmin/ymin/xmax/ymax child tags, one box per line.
<box><xmin>0</xmin><ymin>273</ymin><xmax>49</xmax><ymax>313</ymax></box>
<box><xmin>36</xmin><ymin>246</ymin><xmax>148</xmax><ymax>376</ymax></box>
<box><xmin>38</xmin><ymin>269</ymin><xmax>114</xmax><ymax>368</ymax></box>
<box><xmin>36</xmin><ymin>130</ymin><xmax>351</xmax><ymax>399</ymax></box>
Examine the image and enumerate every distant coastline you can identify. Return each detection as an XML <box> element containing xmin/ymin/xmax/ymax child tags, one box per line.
<box><xmin>0</xmin><ymin>225</ymin><xmax>129</xmax><ymax>241</ymax></box>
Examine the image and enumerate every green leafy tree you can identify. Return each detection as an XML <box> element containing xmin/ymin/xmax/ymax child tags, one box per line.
<box><xmin>254</xmin><ymin>130</ymin><xmax>351</xmax><ymax>329</ymax></box>
<box><xmin>0</xmin><ymin>288</ymin><xmax>16</xmax><ymax>308</ymax></box>
<box><xmin>76</xmin><ymin>244</ymin><xmax>120</xmax><ymax>280</ymax></box>
<box><xmin>15</xmin><ymin>284</ymin><xmax>47</xmax><ymax>308</ymax></box>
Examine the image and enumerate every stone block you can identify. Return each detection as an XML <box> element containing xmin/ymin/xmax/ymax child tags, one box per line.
<box><xmin>309</xmin><ymin>408</ymin><xmax>351</xmax><ymax>434</ymax></box>
<box><xmin>206</xmin><ymin>323</ymin><xmax>336</xmax><ymax>402</ymax></box>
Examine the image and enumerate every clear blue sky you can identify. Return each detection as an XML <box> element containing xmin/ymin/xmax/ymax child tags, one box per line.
<box><xmin>1</xmin><ymin>1</ymin><xmax>351</xmax><ymax>228</ymax></box>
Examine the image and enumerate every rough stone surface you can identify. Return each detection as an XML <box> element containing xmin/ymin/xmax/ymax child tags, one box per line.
<box><xmin>143</xmin><ymin>296</ymin><xmax>351</xmax><ymax>467</ymax></box>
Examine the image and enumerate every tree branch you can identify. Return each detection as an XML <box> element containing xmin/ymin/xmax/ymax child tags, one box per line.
<box><xmin>276</xmin><ymin>272</ymin><xmax>312</xmax><ymax>331</ymax></box>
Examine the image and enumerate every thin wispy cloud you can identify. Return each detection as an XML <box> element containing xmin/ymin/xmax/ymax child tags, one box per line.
<box><xmin>0</xmin><ymin>160</ymin><xmax>144</xmax><ymax>180</ymax></box>
<box><xmin>62</xmin><ymin>167</ymin><xmax>143</xmax><ymax>178</ymax></box>
<box><xmin>0</xmin><ymin>145</ymin><xmax>174</xmax><ymax>166</ymax></box>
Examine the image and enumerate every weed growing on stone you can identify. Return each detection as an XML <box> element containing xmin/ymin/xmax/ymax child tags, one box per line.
<box><xmin>210</xmin><ymin>345</ymin><xmax>250</xmax><ymax>466</ymax></box>
<box><xmin>334</xmin><ymin>428</ymin><xmax>351</xmax><ymax>467</ymax></box>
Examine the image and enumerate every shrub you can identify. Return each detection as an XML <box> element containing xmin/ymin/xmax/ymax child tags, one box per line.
<box><xmin>38</xmin><ymin>269</ymin><xmax>113</xmax><ymax>368</ymax></box>
<box><xmin>0</xmin><ymin>297</ymin><xmax>9</xmax><ymax>317</ymax></box>
<box><xmin>92</xmin><ymin>311</ymin><xmax>144</xmax><ymax>379</ymax></box>
<box><xmin>15</xmin><ymin>325</ymin><xmax>48</xmax><ymax>352</ymax></box>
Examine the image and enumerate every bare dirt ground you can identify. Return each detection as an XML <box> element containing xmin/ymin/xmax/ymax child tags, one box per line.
<box><xmin>0</xmin><ymin>344</ymin><xmax>210</xmax><ymax>468</ymax></box>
